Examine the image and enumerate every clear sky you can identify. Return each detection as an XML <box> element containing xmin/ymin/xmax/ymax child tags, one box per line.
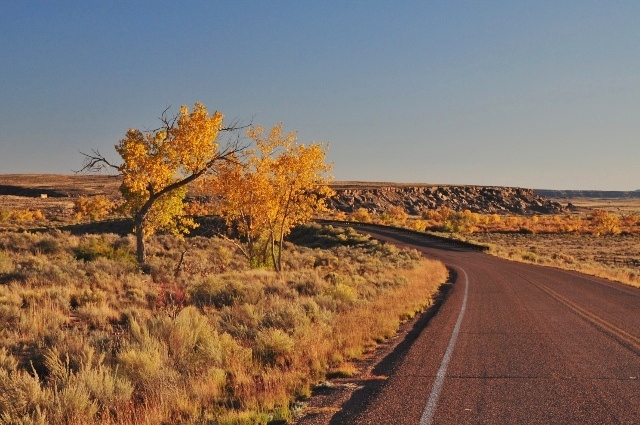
<box><xmin>1</xmin><ymin>0</ymin><xmax>638</xmax><ymax>190</ymax></box>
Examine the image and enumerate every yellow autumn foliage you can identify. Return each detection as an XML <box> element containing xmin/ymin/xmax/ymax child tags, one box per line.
<box><xmin>74</xmin><ymin>195</ymin><xmax>115</xmax><ymax>221</ymax></box>
<box><xmin>350</xmin><ymin>208</ymin><xmax>373</xmax><ymax>223</ymax></box>
<box><xmin>110</xmin><ymin>102</ymin><xmax>232</xmax><ymax>262</ymax></box>
<box><xmin>206</xmin><ymin>123</ymin><xmax>333</xmax><ymax>270</ymax></box>
<box><xmin>590</xmin><ymin>209</ymin><xmax>621</xmax><ymax>235</ymax></box>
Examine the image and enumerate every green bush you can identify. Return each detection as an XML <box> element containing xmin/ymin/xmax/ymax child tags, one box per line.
<box><xmin>74</xmin><ymin>237</ymin><xmax>135</xmax><ymax>264</ymax></box>
<box><xmin>254</xmin><ymin>328</ymin><xmax>294</xmax><ymax>367</ymax></box>
<box><xmin>189</xmin><ymin>274</ymin><xmax>263</xmax><ymax>308</ymax></box>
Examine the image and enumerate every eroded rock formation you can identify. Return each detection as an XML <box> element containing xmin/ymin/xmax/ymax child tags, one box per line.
<box><xmin>327</xmin><ymin>184</ymin><xmax>565</xmax><ymax>215</ymax></box>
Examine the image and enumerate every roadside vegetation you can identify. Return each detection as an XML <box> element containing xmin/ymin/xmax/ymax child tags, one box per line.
<box><xmin>337</xmin><ymin>205</ymin><xmax>640</xmax><ymax>288</ymax></box>
<box><xmin>470</xmin><ymin>233</ymin><xmax>640</xmax><ymax>288</ymax></box>
<box><xmin>0</xmin><ymin>224</ymin><xmax>446</xmax><ymax>424</ymax></box>
<box><xmin>0</xmin><ymin>104</ymin><xmax>452</xmax><ymax>423</ymax></box>
<box><xmin>340</xmin><ymin>205</ymin><xmax>639</xmax><ymax>236</ymax></box>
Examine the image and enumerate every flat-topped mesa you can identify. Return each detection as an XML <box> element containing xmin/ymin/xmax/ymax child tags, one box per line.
<box><xmin>326</xmin><ymin>184</ymin><xmax>565</xmax><ymax>215</ymax></box>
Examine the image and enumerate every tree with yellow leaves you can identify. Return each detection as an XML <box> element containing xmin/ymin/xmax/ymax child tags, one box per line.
<box><xmin>207</xmin><ymin>123</ymin><xmax>333</xmax><ymax>270</ymax></box>
<box><xmin>590</xmin><ymin>209</ymin><xmax>621</xmax><ymax>236</ymax></box>
<box><xmin>80</xmin><ymin>103</ymin><xmax>243</xmax><ymax>263</ymax></box>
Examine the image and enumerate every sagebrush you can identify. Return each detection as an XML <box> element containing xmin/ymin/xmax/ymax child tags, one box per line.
<box><xmin>0</xmin><ymin>224</ymin><xmax>446</xmax><ymax>424</ymax></box>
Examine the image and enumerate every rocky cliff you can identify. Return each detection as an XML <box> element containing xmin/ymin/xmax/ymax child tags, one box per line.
<box><xmin>327</xmin><ymin>184</ymin><xmax>565</xmax><ymax>215</ymax></box>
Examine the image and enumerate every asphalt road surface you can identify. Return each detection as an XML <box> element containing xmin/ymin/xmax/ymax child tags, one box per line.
<box><xmin>332</xmin><ymin>225</ymin><xmax>640</xmax><ymax>424</ymax></box>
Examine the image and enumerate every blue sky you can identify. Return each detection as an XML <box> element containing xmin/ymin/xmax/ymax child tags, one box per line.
<box><xmin>1</xmin><ymin>0</ymin><xmax>639</xmax><ymax>190</ymax></box>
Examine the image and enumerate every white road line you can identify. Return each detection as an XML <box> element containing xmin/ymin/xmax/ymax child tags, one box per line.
<box><xmin>419</xmin><ymin>267</ymin><xmax>469</xmax><ymax>425</ymax></box>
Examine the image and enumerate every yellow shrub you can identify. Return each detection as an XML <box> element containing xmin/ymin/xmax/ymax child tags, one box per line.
<box><xmin>590</xmin><ymin>210</ymin><xmax>621</xmax><ymax>235</ymax></box>
<box><xmin>408</xmin><ymin>219</ymin><xmax>428</xmax><ymax>232</ymax></box>
<box><xmin>381</xmin><ymin>206</ymin><xmax>408</xmax><ymax>226</ymax></box>
<box><xmin>421</xmin><ymin>209</ymin><xmax>436</xmax><ymax>220</ymax></box>
<box><xmin>331</xmin><ymin>211</ymin><xmax>347</xmax><ymax>221</ymax></box>
<box><xmin>1</xmin><ymin>209</ymin><xmax>46</xmax><ymax>223</ymax></box>
<box><xmin>350</xmin><ymin>208</ymin><xmax>373</xmax><ymax>223</ymax></box>
<box><xmin>74</xmin><ymin>195</ymin><xmax>115</xmax><ymax>221</ymax></box>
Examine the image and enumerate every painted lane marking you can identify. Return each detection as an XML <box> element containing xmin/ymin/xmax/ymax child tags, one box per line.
<box><xmin>515</xmin><ymin>263</ymin><xmax>640</xmax><ymax>299</ymax></box>
<box><xmin>519</xmin><ymin>273</ymin><xmax>640</xmax><ymax>354</ymax></box>
<box><xmin>419</xmin><ymin>267</ymin><xmax>469</xmax><ymax>425</ymax></box>
<box><xmin>557</xmin><ymin>269</ymin><xmax>640</xmax><ymax>298</ymax></box>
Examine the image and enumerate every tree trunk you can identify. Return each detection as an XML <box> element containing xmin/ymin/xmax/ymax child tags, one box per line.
<box><xmin>270</xmin><ymin>233</ymin><xmax>279</xmax><ymax>272</ymax></box>
<box><xmin>260</xmin><ymin>235</ymin><xmax>270</xmax><ymax>267</ymax></box>
<box><xmin>134</xmin><ymin>197</ymin><xmax>155</xmax><ymax>265</ymax></box>
<box><xmin>277</xmin><ymin>228</ymin><xmax>284</xmax><ymax>272</ymax></box>
<box><xmin>135</xmin><ymin>212</ymin><xmax>146</xmax><ymax>264</ymax></box>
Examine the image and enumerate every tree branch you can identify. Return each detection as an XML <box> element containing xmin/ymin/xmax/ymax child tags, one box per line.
<box><xmin>75</xmin><ymin>149</ymin><xmax>120</xmax><ymax>174</ymax></box>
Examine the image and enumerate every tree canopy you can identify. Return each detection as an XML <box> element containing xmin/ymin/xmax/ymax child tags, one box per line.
<box><xmin>81</xmin><ymin>102</ymin><xmax>242</xmax><ymax>263</ymax></box>
<box><xmin>206</xmin><ymin>123</ymin><xmax>333</xmax><ymax>270</ymax></box>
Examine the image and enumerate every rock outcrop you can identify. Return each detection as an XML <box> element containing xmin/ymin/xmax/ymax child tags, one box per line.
<box><xmin>327</xmin><ymin>184</ymin><xmax>565</xmax><ymax>215</ymax></box>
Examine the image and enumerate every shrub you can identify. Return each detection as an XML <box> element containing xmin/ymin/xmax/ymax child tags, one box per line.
<box><xmin>78</xmin><ymin>364</ymin><xmax>133</xmax><ymax>411</ymax></box>
<box><xmin>190</xmin><ymin>367</ymin><xmax>227</xmax><ymax>406</ymax></box>
<box><xmin>288</xmin><ymin>270</ymin><xmax>325</xmax><ymax>296</ymax></box>
<box><xmin>0</xmin><ymin>251</ymin><xmax>13</xmax><ymax>274</ymax></box>
<box><xmin>0</xmin><ymin>367</ymin><xmax>48</xmax><ymax>425</ymax></box>
<box><xmin>408</xmin><ymin>219</ymin><xmax>428</xmax><ymax>231</ymax></box>
<box><xmin>260</xmin><ymin>298</ymin><xmax>310</xmax><ymax>332</ymax></box>
<box><xmin>74</xmin><ymin>196</ymin><xmax>115</xmax><ymax>222</ymax></box>
<box><xmin>442</xmin><ymin>209</ymin><xmax>480</xmax><ymax>233</ymax></box>
<box><xmin>422</xmin><ymin>206</ymin><xmax>453</xmax><ymax>221</ymax></box>
<box><xmin>117</xmin><ymin>342</ymin><xmax>167</xmax><ymax>393</ymax></box>
<box><xmin>0</xmin><ymin>209</ymin><xmax>46</xmax><ymax>223</ymax></box>
<box><xmin>590</xmin><ymin>210</ymin><xmax>621</xmax><ymax>235</ymax></box>
<box><xmin>189</xmin><ymin>274</ymin><xmax>263</xmax><ymax>308</ymax></box>
<box><xmin>254</xmin><ymin>328</ymin><xmax>294</xmax><ymax>367</ymax></box>
<box><xmin>350</xmin><ymin>208</ymin><xmax>373</xmax><ymax>223</ymax></box>
<box><xmin>330</xmin><ymin>283</ymin><xmax>357</xmax><ymax>309</ymax></box>
<box><xmin>74</xmin><ymin>237</ymin><xmax>135</xmax><ymax>264</ymax></box>
<box><xmin>161</xmin><ymin>306</ymin><xmax>224</xmax><ymax>373</ymax></box>
<box><xmin>380</xmin><ymin>205</ymin><xmax>408</xmax><ymax>226</ymax></box>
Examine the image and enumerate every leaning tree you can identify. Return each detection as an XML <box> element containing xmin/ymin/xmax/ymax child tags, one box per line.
<box><xmin>80</xmin><ymin>102</ymin><xmax>244</xmax><ymax>263</ymax></box>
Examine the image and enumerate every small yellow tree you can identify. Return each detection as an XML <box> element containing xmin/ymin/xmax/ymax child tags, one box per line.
<box><xmin>590</xmin><ymin>209</ymin><xmax>621</xmax><ymax>236</ymax></box>
<box><xmin>207</xmin><ymin>123</ymin><xmax>333</xmax><ymax>270</ymax></box>
<box><xmin>74</xmin><ymin>195</ymin><xmax>115</xmax><ymax>221</ymax></box>
<box><xmin>81</xmin><ymin>103</ymin><xmax>242</xmax><ymax>263</ymax></box>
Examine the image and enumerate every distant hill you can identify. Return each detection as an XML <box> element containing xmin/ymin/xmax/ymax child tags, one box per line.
<box><xmin>535</xmin><ymin>189</ymin><xmax>640</xmax><ymax>199</ymax></box>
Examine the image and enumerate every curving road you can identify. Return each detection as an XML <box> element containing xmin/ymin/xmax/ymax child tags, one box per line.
<box><xmin>329</xmin><ymin>225</ymin><xmax>640</xmax><ymax>424</ymax></box>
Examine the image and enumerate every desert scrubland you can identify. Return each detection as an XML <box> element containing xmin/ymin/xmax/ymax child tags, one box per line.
<box><xmin>0</xmin><ymin>220</ymin><xmax>445</xmax><ymax>424</ymax></box>
<box><xmin>2</xmin><ymin>172</ymin><xmax>639</xmax><ymax>423</ymax></box>
<box><xmin>336</xmin><ymin>197</ymin><xmax>640</xmax><ymax>288</ymax></box>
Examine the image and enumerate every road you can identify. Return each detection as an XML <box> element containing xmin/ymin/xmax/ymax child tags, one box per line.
<box><xmin>326</xmin><ymin>225</ymin><xmax>640</xmax><ymax>424</ymax></box>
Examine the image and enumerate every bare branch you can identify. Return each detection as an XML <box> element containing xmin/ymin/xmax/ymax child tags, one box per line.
<box><xmin>174</xmin><ymin>244</ymin><xmax>190</xmax><ymax>277</ymax></box>
<box><xmin>219</xmin><ymin>114</ymin><xmax>254</xmax><ymax>133</ymax></box>
<box><xmin>75</xmin><ymin>149</ymin><xmax>120</xmax><ymax>174</ymax></box>
<box><xmin>216</xmin><ymin>231</ymin><xmax>251</xmax><ymax>261</ymax></box>
<box><xmin>159</xmin><ymin>105</ymin><xmax>178</xmax><ymax>130</ymax></box>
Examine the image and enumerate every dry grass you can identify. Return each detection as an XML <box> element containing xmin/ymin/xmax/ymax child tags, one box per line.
<box><xmin>333</xmin><ymin>201</ymin><xmax>640</xmax><ymax>289</ymax></box>
<box><xmin>556</xmin><ymin>197</ymin><xmax>640</xmax><ymax>213</ymax></box>
<box><xmin>468</xmin><ymin>232</ymin><xmax>640</xmax><ymax>288</ymax></box>
<box><xmin>0</xmin><ymin>224</ymin><xmax>446</xmax><ymax>424</ymax></box>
